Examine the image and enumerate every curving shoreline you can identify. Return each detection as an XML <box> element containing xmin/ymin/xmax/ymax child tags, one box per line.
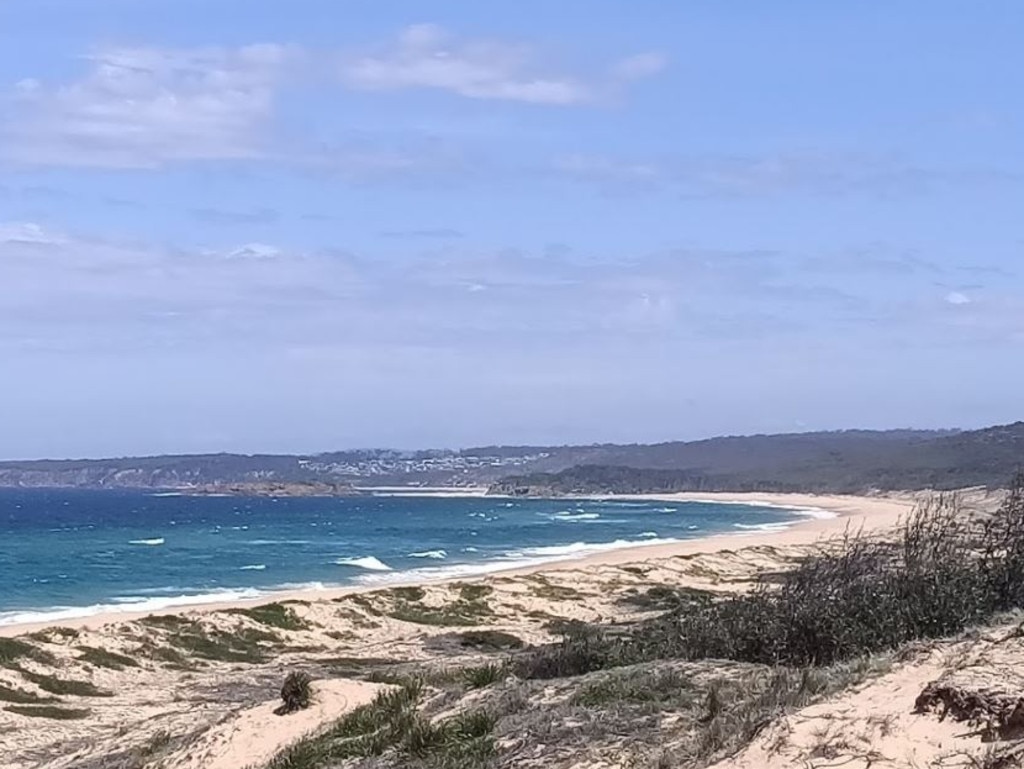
<box><xmin>0</xmin><ymin>491</ymin><xmax>917</xmax><ymax>638</ymax></box>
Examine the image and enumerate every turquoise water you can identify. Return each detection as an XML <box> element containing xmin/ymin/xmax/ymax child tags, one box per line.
<box><xmin>0</xmin><ymin>490</ymin><xmax>822</xmax><ymax>626</ymax></box>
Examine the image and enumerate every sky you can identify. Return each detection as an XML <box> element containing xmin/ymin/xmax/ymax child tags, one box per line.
<box><xmin>0</xmin><ymin>1</ymin><xmax>1021</xmax><ymax>459</ymax></box>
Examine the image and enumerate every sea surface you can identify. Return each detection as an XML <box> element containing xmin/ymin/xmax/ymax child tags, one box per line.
<box><xmin>0</xmin><ymin>490</ymin><xmax>828</xmax><ymax>626</ymax></box>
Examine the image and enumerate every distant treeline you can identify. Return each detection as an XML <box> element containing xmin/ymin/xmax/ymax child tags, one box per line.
<box><xmin>2</xmin><ymin>421</ymin><xmax>1021</xmax><ymax>492</ymax></box>
<box><xmin>488</xmin><ymin>422</ymin><xmax>1024</xmax><ymax>495</ymax></box>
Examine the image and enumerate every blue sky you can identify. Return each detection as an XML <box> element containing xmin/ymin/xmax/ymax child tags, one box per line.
<box><xmin>0</xmin><ymin>1</ymin><xmax>1021</xmax><ymax>459</ymax></box>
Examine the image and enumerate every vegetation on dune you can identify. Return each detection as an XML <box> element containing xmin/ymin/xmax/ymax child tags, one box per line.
<box><xmin>76</xmin><ymin>646</ymin><xmax>141</xmax><ymax>670</ymax></box>
<box><xmin>3</xmin><ymin>704</ymin><xmax>92</xmax><ymax>720</ymax></box>
<box><xmin>14</xmin><ymin>668</ymin><xmax>113</xmax><ymax>698</ymax></box>
<box><xmin>140</xmin><ymin>614</ymin><xmax>280</xmax><ymax>663</ymax></box>
<box><xmin>227</xmin><ymin>602</ymin><xmax>312</xmax><ymax>632</ymax></box>
<box><xmin>0</xmin><ymin>638</ymin><xmax>56</xmax><ymax>665</ymax></box>
<box><xmin>0</xmin><ymin>682</ymin><xmax>57</xmax><ymax>704</ymax></box>
<box><xmin>382</xmin><ymin>584</ymin><xmax>495</xmax><ymax>628</ymax></box>
<box><xmin>265</xmin><ymin>681</ymin><xmax>496</xmax><ymax>769</ymax></box>
<box><xmin>256</xmin><ymin>474</ymin><xmax>1024</xmax><ymax>768</ymax></box>
<box><xmin>276</xmin><ymin>671</ymin><xmax>314</xmax><ymax>716</ymax></box>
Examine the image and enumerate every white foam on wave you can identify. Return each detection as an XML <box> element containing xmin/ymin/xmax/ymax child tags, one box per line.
<box><xmin>240</xmin><ymin>564</ymin><xmax>267</xmax><ymax>571</ymax></box>
<box><xmin>334</xmin><ymin>556</ymin><xmax>393</xmax><ymax>572</ymax></box>
<box><xmin>246</xmin><ymin>539</ymin><xmax>311</xmax><ymax>546</ymax></box>
<box><xmin>509</xmin><ymin>536</ymin><xmax>683</xmax><ymax>559</ymax></box>
<box><xmin>129</xmin><ymin>538</ymin><xmax>165</xmax><ymax>546</ymax></box>
<box><xmin>0</xmin><ymin>587</ymin><xmax>267</xmax><ymax>628</ymax></box>
<box><xmin>551</xmin><ymin>512</ymin><xmax>601</xmax><ymax>521</ymax></box>
<box><xmin>734</xmin><ymin>521</ymin><xmax>797</xmax><ymax>532</ymax></box>
<box><xmin>151</xmin><ymin>492</ymin><xmax>182</xmax><ymax>497</ymax></box>
<box><xmin>408</xmin><ymin>550</ymin><xmax>447</xmax><ymax>560</ymax></box>
<box><xmin>638</xmin><ymin>531</ymin><xmax>659</xmax><ymax>538</ymax></box>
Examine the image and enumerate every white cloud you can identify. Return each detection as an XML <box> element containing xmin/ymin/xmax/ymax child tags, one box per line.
<box><xmin>2</xmin><ymin>45</ymin><xmax>291</xmax><ymax>168</ymax></box>
<box><xmin>946</xmin><ymin>291</ymin><xmax>972</xmax><ymax>305</ymax></box>
<box><xmin>339</xmin><ymin>24</ymin><xmax>665</xmax><ymax>105</ymax></box>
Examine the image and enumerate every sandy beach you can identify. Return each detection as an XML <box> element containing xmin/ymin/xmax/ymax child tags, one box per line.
<box><xmin>0</xmin><ymin>491</ymin><xmax>916</xmax><ymax>638</ymax></box>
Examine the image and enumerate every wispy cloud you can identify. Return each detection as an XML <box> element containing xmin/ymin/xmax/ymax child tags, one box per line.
<box><xmin>378</xmin><ymin>228</ymin><xmax>465</xmax><ymax>240</ymax></box>
<box><xmin>2</xmin><ymin>45</ymin><xmax>291</xmax><ymax>168</ymax></box>
<box><xmin>191</xmin><ymin>207</ymin><xmax>281</xmax><ymax>226</ymax></box>
<box><xmin>5</xmin><ymin>221</ymin><xmax>1019</xmax><ymax>357</ymax></box>
<box><xmin>553</xmin><ymin>151</ymin><xmax>1021</xmax><ymax>198</ymax></box>
<box><xmin>339</xmin><ymin>24</ymin><xmax>666</xmax><ymax>105</ymax></box>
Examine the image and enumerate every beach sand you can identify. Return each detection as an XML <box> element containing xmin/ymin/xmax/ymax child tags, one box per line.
<box><xmin>2</xmin><ymin>489</ymin><xmax>1007</xmax><ymax>769</ymax></box>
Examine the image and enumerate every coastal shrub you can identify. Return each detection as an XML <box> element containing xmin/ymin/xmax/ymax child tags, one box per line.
<box><xmin>516</xmin><ymin>479</ymin><xmax>1024</xmax><ymax>676</ymax></box>
<box><xmin>276</xmin><ymin>671</ymin><xmax>313</xmax><ymax>715</ymax></box>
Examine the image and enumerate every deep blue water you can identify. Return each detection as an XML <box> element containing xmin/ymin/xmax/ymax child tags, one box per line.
<box><xmin>0</xmin><ymin>490</ymin><xmax>817</xmax><ymax>625</ymax></box>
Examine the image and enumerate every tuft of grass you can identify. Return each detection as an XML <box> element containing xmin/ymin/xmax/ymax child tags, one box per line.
<box><xmin>265</xmin><ymin>681</ymin><xmax>496</xmax><ymax>769</ymax></box>
<box><xmin>228</xmin><ymin>602</ymin><xmax>312</xmax><ymax>632</ymax></box>
<box><xmin>0</xmin><ymin>682</ymin><xmax>57</xmax><ymax>705</ymax></box>
<box><xmin>15</xmin><ymin>667</ymin><xmax>113</xmax><ymax>698</ymax></box>
<box><xmin>76</xmin><ymin>646</ymin><xmax>141</xmax><ymax>670</ymax></box>
<box><xmin>462</xmin><ymin>663</ymin><xmax>508</xmax><ymax>690</ymax></box>
<box><xmin>276</xmin><ymin>671</ymin><xmax>314</xmax><ymax>715</ymax></box>
<box><xmin>4</xmin><ymin>704</ymin><xmax>91</xmax><ymax>720</ymax></box>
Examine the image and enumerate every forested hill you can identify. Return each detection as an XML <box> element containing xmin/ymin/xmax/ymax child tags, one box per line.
<box><xmin>0</xmin><ymin>422</ymin><xmax>1021</xmax><ymax>492</ymax></box>
<box><xmin>487</xmin><ymin>422</ymin><xmax>1024</xmax><ymax>495</ymax></box>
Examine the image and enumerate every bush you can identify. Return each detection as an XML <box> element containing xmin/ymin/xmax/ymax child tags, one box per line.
<box><xmin>516</xmin><ymin>477</ymin><xmax>1024</xmax><ymax>676</ymax></box>
<box><xmin>277</xmin><ymin>671</ymin><xmax>313</xmax><ymax>715</ymax></box>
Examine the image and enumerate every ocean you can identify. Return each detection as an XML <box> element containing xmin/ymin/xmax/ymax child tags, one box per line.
<box><xmin>0</xmin><ymin>490</ymin><xmax>826</xmax><ymax>627</ymax></box>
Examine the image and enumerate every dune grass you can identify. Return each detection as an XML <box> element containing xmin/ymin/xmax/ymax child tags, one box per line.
<box><xmin>15</xmin><ymin>668</ymin><xmax>113</xmax><ymax>698</ymax></box>
<box><xmin>265</xmin><ymin>682</ymin><xmax>496</xmax><ymax>769</ymax></box>
<box><xmin>76</xmin><ymin>646</ymin><xmax>141</xmax><ymax>670</ymax></box>
<box><xmin>0</xmin><ymin>638</ymin><xmax>56</xmax><ymax>666</ymax></box>
<box><xmin>227</xmin><ymin>602</ymin><xmax>312</xmax><ymax>632</ymax></box>
<box><xmin>0</xmin><ymin>682</ymin><xmax>57</xmax><ymax>705</ymax></box>
<box><xmin>4</xmin><ymin>704</ymin><xmax>91</xmax><ymax>720</ymax></box>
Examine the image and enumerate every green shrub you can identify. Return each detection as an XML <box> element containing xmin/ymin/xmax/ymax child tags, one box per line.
<box><xmin>277</xmin><ymin>671</ymin><xmax>313</xmax><ymax>715</ymax></box>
